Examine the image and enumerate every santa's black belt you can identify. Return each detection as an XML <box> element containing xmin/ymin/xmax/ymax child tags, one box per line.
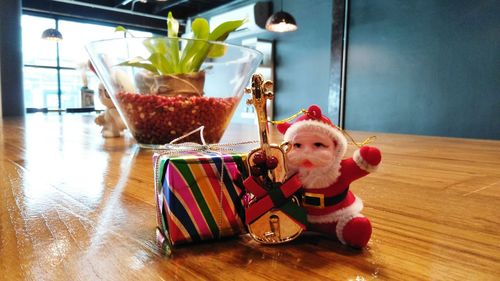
<box><xmin>302</xmin><ymin>188</ymin><xmax>349</xmax><ymax>208</ymax></box>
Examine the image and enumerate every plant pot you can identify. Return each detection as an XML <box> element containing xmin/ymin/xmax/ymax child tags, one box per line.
<box><xmin>86</xmin><ymin>37</ymin><xmax>263</xmax><ymax>148</ymax></box>
<box><xmin>153</xmin><ymin>71</ymin><xmax>205</xmax><ymax>97</ymax></box>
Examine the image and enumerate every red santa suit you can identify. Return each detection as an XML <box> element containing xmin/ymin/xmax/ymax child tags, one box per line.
<box><xmin>277</xmin><ymin>105</ymin><xmax>381</xmax><ymax>248</ymax></box>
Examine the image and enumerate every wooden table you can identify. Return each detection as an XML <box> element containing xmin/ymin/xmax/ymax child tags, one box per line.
<box><xmin>1</xmin><ymin>114</ymin><xmax>499</xmax><ymax>280</ymax></box>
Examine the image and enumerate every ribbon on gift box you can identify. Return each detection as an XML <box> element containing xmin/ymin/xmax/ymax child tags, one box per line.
<box><xmin>243</xmin><ymin>174</ymin><xmax>308</xmax><ymax>229</ymax></box>
<box><xmin>158</xmin><ymin>126</ymin><xmax>258</xmax><ymax>153</ymax></box>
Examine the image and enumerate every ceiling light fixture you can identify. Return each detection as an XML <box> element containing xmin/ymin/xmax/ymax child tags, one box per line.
<box><xmin>265</xmin><ymin>0</ymin><xmax>297</xmax><ymax>32</ymax></box>
<box><xmin>41</xmin><ymin>28</ymin><xmax>63</xmax><ymax>42</ymax></box>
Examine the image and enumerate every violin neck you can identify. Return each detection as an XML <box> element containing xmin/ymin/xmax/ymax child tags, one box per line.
<box><xmin>256</xmin><ymin>104</ymin><xmax>270</xmax><ymax>153</ymax></box>
<box><xmin>250</xmin><ymin>74</ymin><xmax>272</xmax><ymax>153</ymax></box>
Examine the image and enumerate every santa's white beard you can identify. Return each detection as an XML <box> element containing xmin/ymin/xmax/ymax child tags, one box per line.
<box><xmin>287</xmin><ymin>159</ymin><xmax>341</xmax><ymax>190</ymax></box>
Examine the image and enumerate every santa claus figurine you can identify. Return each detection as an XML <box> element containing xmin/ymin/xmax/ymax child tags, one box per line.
<box><xmin>277</xmin><ymin>105</ymin><xmax>381</xmax><ymax>248</ymax></box>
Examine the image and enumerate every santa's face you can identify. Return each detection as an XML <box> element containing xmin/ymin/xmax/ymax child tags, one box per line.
<box><xmin>287</xmin><ymin>130</ymin><xmax>337</xmax><ymax>170</ymax></box>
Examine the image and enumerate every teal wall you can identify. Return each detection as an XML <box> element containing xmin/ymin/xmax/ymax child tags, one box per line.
<box><xmin>344</xmin><ymin>0</ymin><xmax>500</xmax><ymax>139</ymax></box>
<box><xmin>264</xmin><ymin>0</ymin><xmax>334</xmax><ymax>121</ymax></box>
<box><xmin>1</xmin><ymin>0</ymin><xmax>24</xmax><ymax>116</ymax></box>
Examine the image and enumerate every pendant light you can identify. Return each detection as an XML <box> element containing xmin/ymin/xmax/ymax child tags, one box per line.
<box><xmin>265</xmin><ymin>0</ymin><xmax>297</xmax><ymax>32</ymax></box>
<box><xmin>41</xmin><ymin>28</ymin><xmax>63</xmax><ymax>42</ymax></box>
<box><xmin>41</xmin><ymin>2</ymin><xmax>62</xmax><ymax>42</ymax></box>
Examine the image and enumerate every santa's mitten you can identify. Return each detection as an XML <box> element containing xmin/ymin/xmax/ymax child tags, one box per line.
<box><xmin>339</xmin><ymin>216</ymin><xmax>372</xmax><ymax>248</ymax></box>
<box><xmin>353</xmin><ymin>146</ymin><xmax>381</xmax><ymax>172</ymax></box>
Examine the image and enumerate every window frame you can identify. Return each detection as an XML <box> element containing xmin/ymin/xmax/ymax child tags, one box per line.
<box><xmin>22</xmin><ymin>12</ymin><xmax>157</xmax><ymax>112</ymax></box>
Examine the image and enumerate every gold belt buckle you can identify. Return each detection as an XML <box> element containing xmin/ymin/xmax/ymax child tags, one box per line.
<box><xmin>302</xmin><ymin>192</ymin><xmax>325</xmax><ymax>208</ymax></box>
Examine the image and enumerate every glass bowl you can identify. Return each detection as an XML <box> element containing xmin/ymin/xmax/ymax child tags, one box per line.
<box><xmin>86</xmin><ymin>37</ymin><xmax>262</xmax><ymax>148</ymax></box>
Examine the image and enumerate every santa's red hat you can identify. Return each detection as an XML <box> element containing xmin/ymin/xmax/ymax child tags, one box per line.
<box><xmin>277</xmin><ymin>105</ymin><xmax>347</xmax><ymax>159</ymax></box>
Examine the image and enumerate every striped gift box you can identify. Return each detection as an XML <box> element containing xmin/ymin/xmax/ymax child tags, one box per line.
<box><xmin>154</xmin><ymin>152</ymin><xmax>248</xmax><ymax>251</ymax></box>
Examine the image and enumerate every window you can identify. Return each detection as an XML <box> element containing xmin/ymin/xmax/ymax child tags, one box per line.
<box><xmin>21</xmin><ymin>14</ymin><xmax>153</xmax><ymax>111</ymax></box>
<box><xmin>22</xmin><ymin>16</ymin><xmax>58</xmax><ymax>67</ymax></box>
<box><xmin>23</xmin><ymin>67</ymin><xmax>58</xmax><ymax>109</ymax></box>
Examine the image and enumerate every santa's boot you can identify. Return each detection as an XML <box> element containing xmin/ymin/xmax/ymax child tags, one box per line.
<box><xmin>337</xmin><ymin>215</ymin><xmax>372</xmax><ymax>248</ymax></box>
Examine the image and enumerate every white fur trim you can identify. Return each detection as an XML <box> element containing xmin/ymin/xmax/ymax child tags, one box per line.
<box><xmin>307</xmin><ymin>196</ymin><xmax>364</xmax><ymax>224</ymax></box>
<box><xmin>284</xmin><ymin>120</ymin><xmax>347</xmax><ymax>161</ymax></box>
<box><xmin>353</xmin><ymin>149</ymin><xmax>379</xmax><ymax>172</ymax></box>
<box><xmin>336</xmin><ymin>214</ymin><xmax>364</xmax><ymax>244</ymax></box>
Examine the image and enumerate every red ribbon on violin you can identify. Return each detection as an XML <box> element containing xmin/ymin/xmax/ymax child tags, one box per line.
<box><xmin>244</xmin><ymin>170</ymin><xmax>307</xmax><ymax>231</ymax></box>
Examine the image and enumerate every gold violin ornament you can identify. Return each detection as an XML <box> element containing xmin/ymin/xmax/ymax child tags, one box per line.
<box><xmin>244</xmin><ymin>74</ymin><xmax>304</xmax><ymax>244</ymax></box>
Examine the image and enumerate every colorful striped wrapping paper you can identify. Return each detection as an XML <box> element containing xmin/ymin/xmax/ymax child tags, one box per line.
<box><xmin>154</xmin><ymin>152</ymin><xmax>248</xmax><ymax>250</ymax></box>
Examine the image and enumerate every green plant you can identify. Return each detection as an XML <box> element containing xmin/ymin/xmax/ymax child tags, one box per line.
<box><xmin>117</xmin><ymin>12</ymin><xmax>245</xmax><ymax>75</ymax></box>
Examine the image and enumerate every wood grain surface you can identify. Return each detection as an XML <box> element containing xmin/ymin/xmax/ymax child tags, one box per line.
<box><xmin>0</xmin><ymin>114</ymin><xmax>499</xmax><ymax>280</ymax></box>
